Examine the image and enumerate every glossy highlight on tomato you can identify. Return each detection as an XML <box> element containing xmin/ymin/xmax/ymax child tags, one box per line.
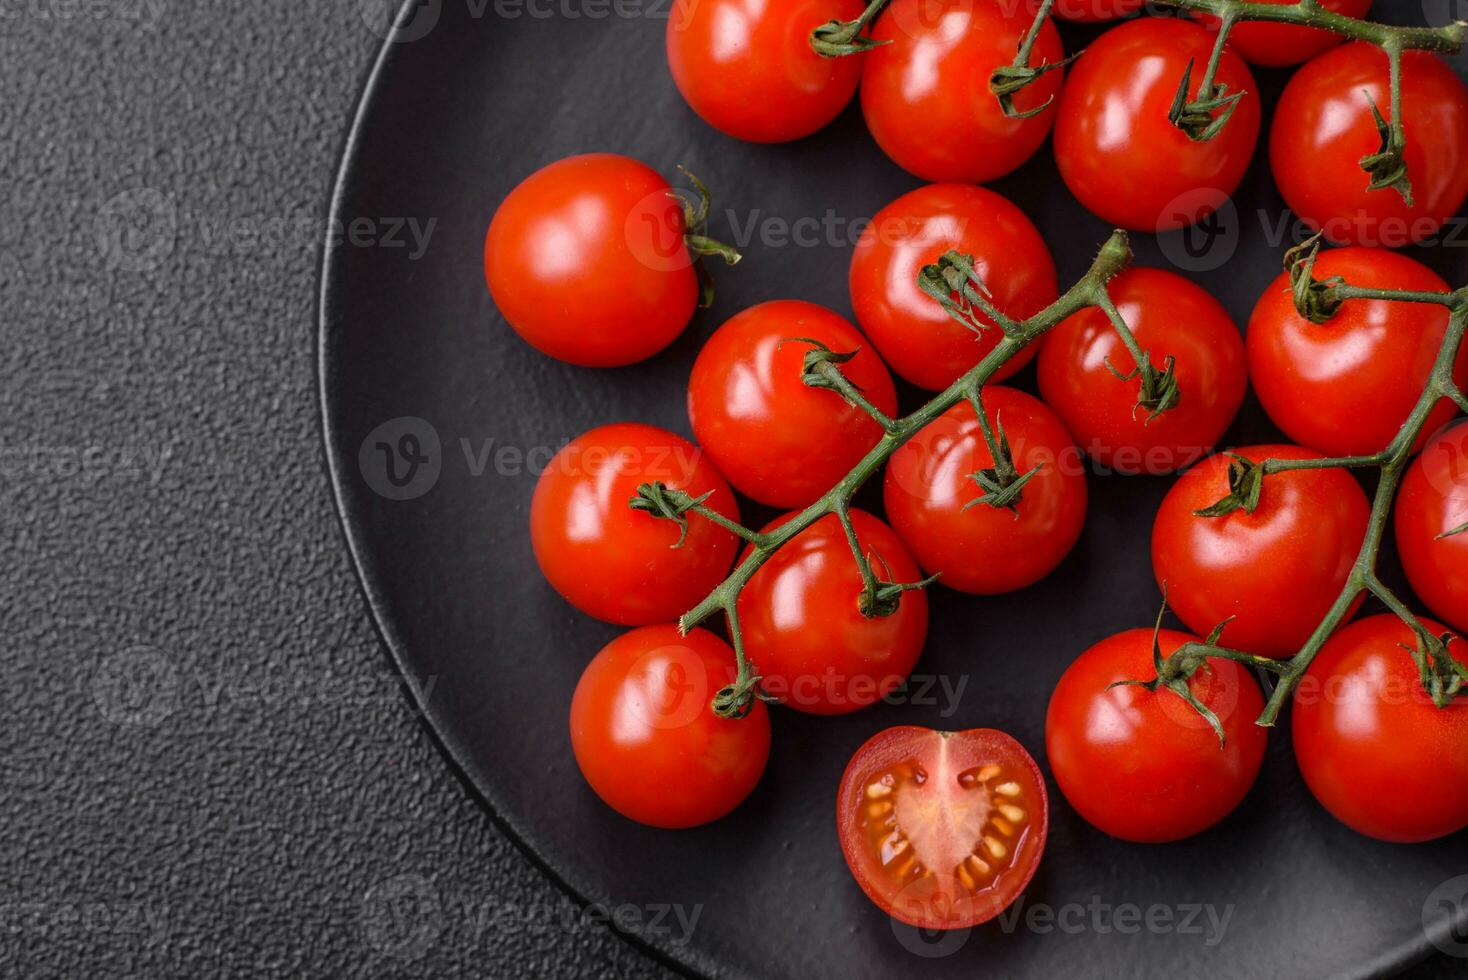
<box><xmin>1247</xmin><ymin>247</ymin><xmax>1464</xmax><ymax>458</ymax></box>
<box><xmin>1051</xmin><ymin>0</ymin><xmax>1144</xmax><ymax>23</ymax></box>
<box><xmin>884</xmin><ymin>386</ymin><xmax>1087</xmax><ymax>595</ymax></box>
<box><xmin>837</xmin><ymin>726</ymin><xmax>1048</xmax><ymax>930</ymax></box>
<box><xmin>1054</xmin><ymin>18</ymin><xmax>1261</xmax><ymax>231</ymax></box>
<box><xmin>850</xmin><ymin>183</ymin><xmax>1058</xmax><ymax>392</ymax></box>
<box><xmin>666</xmin><ymin>0</ymin><xmax>866</xmax><ymax>143</ymax></box>
<box><xmin>1193</xmin><ymin>0</ymin><xmax>1372</xmax><ymax>67</ymax></box>
<box><xmin>1395</xmin><ymin>423</ymin><xmax>1468</xmax><ymax>634</ymax></box>
<box><xmin>688</xmin><ymin>300</ymin><xmax>898</xmax><ymax>508</ymax></box>
<box><xmin>861</xmin><ymin>0</ymin><xmax>1065</xmax><ymax>183</ymax></box>
<box><xmin>1046</xmin><ymin>628</ymin><xmax>1268</xmax><ymax>843</ymax></box>
<box><xmin>1292</xmin><ymin>615</ymin><xmax>1468</xmax><ymax>843</ymax></box>
<box><xmin>1271</xmin><ymin>44</ymin><xmax>1468</xmax><ymax>247</ymax></box>
<box><xmin>737</xmin><ymin>510</ymin><xmax>927</xmax><ymax>715</ymax></box>
<box><xmin>1151</xmin><ymin>444</ymin><xmax>1371</xmax><ymax>658</ymax></box>
<box><xmin>1038</xmin><ymin>267</ymin><xmax>1246</xmax><ymax>475</ymax></box>
<box><xmin>530</xmin><ymin>423</ymin><xmax>740</xmax><ymax>625</ymax></box>
<box><xmin>571</xmin><ymin>625</ymin><xmax>771</xmax><ymax>829</ymax></box>
<box><xmin>485</xmin><ymin>153</ymin><xmax>700</xmax><ymax>367</ymax></box>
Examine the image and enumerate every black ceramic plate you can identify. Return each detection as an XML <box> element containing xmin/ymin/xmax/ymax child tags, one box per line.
<box><xmin>320</xmin><ymin>3</ymin><xmax>1468</xmax><ymax>976</ymax></box>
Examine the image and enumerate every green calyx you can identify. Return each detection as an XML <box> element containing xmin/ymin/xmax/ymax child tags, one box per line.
<box><xmin>1359</xmin><ymin>92</ymin><xmax>1415</xmax><ymax>206</ymax></box>
<box><xmin>809</xmin><ymin>0</ymin><xmax>889</xmax><ymax>57</ymax></box>
<box><xmin>1438</xmin><ymin>520</ymin><xmax>1468</xmax><ymax>540</ymax></box>
<box><xmin>1110</xmin><ymin>600</ymin><xmax>1232</xmax><ymax>747</ymax></box>
<box><xmin>1285</xmin><ymin>236</ymin><xmax>1346</xmax><ymax>325</ymax></box>
<box><xmin>963</xmin><ymin>412</ymin><xmax>1042</xmax><ymax>516</ymax></box>
<box><xmin>666</xmin><ymin>166</ymin><xmax>741</xmax><ymax>309</ymax></box>
<box><xmin>1193</xmin><ymin>454</ymin><xmax>1265</xmax><ymax>518</ymax></box>
<box><xmin>917</xmin><ymin>251</ymin><xmax>1017</xmax><ymax>338</ymax></box>
<box><xmin>629</xmin><ymin>481</ymin><xmax>713</xmax><ymax>548</ymax></box>
<box><xmin>1107</xmin><ymin>353</ymin><xmax>1181</xmax><ymax>423</ymax></box>
<box><xmin>989</xmin><ymin>55</ymin><xmax>1076</xmax><ymax>120</ymax></box>
<box><xmin>1168</xmin><ymin>59</ymin><xmax>1246</xmax><ymax>142</ymax></box>
<box><xmin>1402</xmin><ymin>631</ymin><xmax>1467</xmax><ymax>708</ymax></box>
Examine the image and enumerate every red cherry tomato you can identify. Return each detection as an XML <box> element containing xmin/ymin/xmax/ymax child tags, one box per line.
<box><xmin>531</xmin><ymin>423</ymin><xmax>740</xmax><ymax>625</ymax></box>
<box><xmin>1395</xmin><ymin>423</ymin><xmax>1468</xmax><ymax>634</ymax></box>
<box><xmin>666</xmin><ymin>0</ymin><xmax>866</xmax><ymax>143</ymax></box>
<box><xmin>485</xmin><ymin>154</ymin><xmax>700</xmax><ymax>367</ymax></box>
<box><xmin>1247</xmin><ymin>247</ymin><xmax>1464</xmax><ymax>458</ymax></box>
<box><xmin>849</xmin><ymin>183</ymin><xmax>1058</xmax><ymax>392</ymax></box>
<box><xmin>1046</xmin><ymin>628</ymin><xmax>1267</xmax><ymax>843</ymax></box>
<box><xmin>860</xmin><ymin>0</ymin><xmax>1065</xmax><ymax>183</ymax></box>
<box><xmin>1052</xmin><ymin>0</ymin><xmax>1144</xmax><ymax>23</ymax></box>
<box><xmin>1292</xmin><ymin>615</ymin><xmax>1468</xmax><ymax>843</ymax></box>
<box><xmin>1037</xmin><ymin>267</ymin><xmax>1247</xmax><ymax>475</ymax></box>
<box><xmin>1054</xmin><ymin>18</ymin><xmax>1261</xmax><ymax>231</ymax></box>
<box><xmin>1193</xmin><ymin>0</ymin><xmax>1372</xmax><ymax>67</ymax></box>
<box><xmin>884</xmin><ymin>386</ymin><xmax>1087</xmax><ymax>594</ymax></box>
<box><xmin>837</xmin><ymin>726</ymin><xmax>1047</xmax><ymax>929</ymax></box>
<box><xmin>1152</xmin><ymin>444</ymin><xmax>1371</xmax><ymax>658</ymax></box>
<box><xmin>1271</xmin><ymin>44</ymin><xmax>1468</xmax><ymax>247</ymax></box>
<box><xmin>688</xmin><ymin>300</ymin><xmax>898</xmax><ymax>508</ymax></box>
<box><xmin>737</xmin><ymin>510</ymin><xmax>927</xmax><ymax>714</ymax></box>
<box><xmin>570</xmin><ymin>625</ymin><xmax>771</xmax><ymax>829</ymax></box>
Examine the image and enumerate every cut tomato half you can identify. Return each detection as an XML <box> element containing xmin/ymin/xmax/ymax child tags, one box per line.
<box><xmin>836</xmin><ymin>726</ymin><xmax>1048</xmax><ymax>930</ymax></box>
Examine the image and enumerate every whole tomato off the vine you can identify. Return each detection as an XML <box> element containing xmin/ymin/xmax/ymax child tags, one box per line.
<box><xmin>737</xmin><ymin>510</ymin><xmax>927</xmax><ymax>715</ymax></box>
<box><xmin>485</xmin><ymin>153</ymin><xmax>702</xmax><ymax>367</ymax></box>
<box><xmin>884</xmin><ymin>386</ymin><xmax>1087</xmax><ymax>595</ymax></box>
<box><xmin>1046</xmin><ymin>628</ymin><xmax>1268</xmax><ymax>843</ymax></box>
<box><xmin>1038</xmin><ymin>267</ymin><xmax>1247</xmax><ymax>475</ymax></box>
<box><xmin>837</xmin><ymin>726</ymin><xmax>1048</xmax><ymax>929</ymax></box>
<box><xmin>666</xmin><ymin>0</ymin><xmax>866</xmax><ymax>143</ymax></box>
<box><xmin>860</xmin><ymin>0</ymin><xmax>1066</xmax><ymax>183</ymax></box>
<box><xmin>1292</xmin><ymin>615</ymin><xmax>1468</xmax><ymax>843</ymax></box>
<box><xmin>1247</xmin><ymin>247</ymin><xmax>1464</xmax><ymax>458</ymax></box>
<box><xmin>570</xmin><ymin>625</ymin><xmax>771</xmax><ymax>829</ymax></box>
<box><xmin>688</xmin><ymin>300</ymin><xmax>898</xmax><ymax>509</ymax></box>
<box><xmin>1054</xmin><ymin>18</ymin><xmax>1261</xmax><ymax>232</ymax></box>
<box><xmin>1395</xmin><ymin>423</ymin><xmax>1468</xmax><ymax>634</ymax></box>
<box><xmin>1271</xmin><ymin>44</ymin><xmax>1468</xmax><ymax>248</ymax></box>
<box><xmin>1152</xmin><ymin>445</ymin><xmax>1371</xmax><ymax>658</ymax></box>
<box><xmin>1193</xmin><ymin>0</ymin><xmax>1373</xmax><ymax>67</ymax></box>
<box><xmin>849</xmin><ymin>183</ymin><xmax>1058</xmax><ymax>392</ymax></box>
<box><xmin>531</xmin><ymin>423</ymin><xmax>740</xmax><ymax>625</ymax></box>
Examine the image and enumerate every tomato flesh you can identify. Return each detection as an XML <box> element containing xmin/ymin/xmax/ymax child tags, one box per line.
<box><xmin>838</xmin><ymin>726</ymin><xmax>1047</xmax><ymax>930</ymax></box>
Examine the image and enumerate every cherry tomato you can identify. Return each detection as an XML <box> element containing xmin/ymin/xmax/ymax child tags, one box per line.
<box><xmin>1395</xmin><ymin>423</ymin><xmax>1468</xmax><ymax>634</ymax></box>
<box><xmin>688</xmin><ymin>300</ymin><xmax>898</xmax><ymax>508</ymax></box>
<box><xmin>849</xmin><ymin>183</ymin><xmax>1058</xmax><ymax>392</ymax></box>
<box><xmin>1054</xmin><ymin>18</ymin><xmax>1261</xmax><ymax>231</ymax></box>
<box><xmin>1292</xmin><ymin>615</ymin><xmax>1468</xmax><ymax>843</ymax></box>
<box><xmin>1247</xmin><ymin>247</ymin><xmax>1464</xmax><ymax>458</ymax></box>
<box><xmin>1052</xmin><ymin>0</ymin><xmax>1144</xmax><ymax>23</ymax></box>
<box><xmin>884</xmin><ymin>386</ymin><xmax>1087</xmax><ymax>594</ymax></box>
<box><xmin>1152</xmin><ymin>444</ymin><xmax>1371</xmax><ymax>659</ymax></box>
<box><xmin>485</xmin><ymin>154</ymin><xmax>700</xmax><ymax>367</ymax></box>
<box><xmin>1194</xmin><ymin>0</ymin><xmax>1372</xmax><ymax>67</ymax></box>
<box><xmin>1271</xmin><ymin>44</ymin><xmax>1468</xmax><ymax>247</ymax></box>
<box><xmin>666</xmin><ymin>0</ymin><xmax>866</xmax><ymax>143</ymax></box>
<box><xmin>860</xmin><ymin>0</ymin><xmax>1065</xmax><ymax>183</ymax></box>
<box><xmin>1037</xmin><ymin>267</ymin><xmax>1247</xmax><ymax>476</ymax></box>
<box><xmin>570</xmin><ymin>625</ymin><xmax>771</xmax><ymax>829</ymax></box>
<box><xmin>837</xmin><ymin>726</ymin><xmax>1047</xmax><ymax>929</ymax></box>
<box><xmin>737</xmin><ymin>510</ymin><xmax>927</xmax><ymax>714</ymax></box>
<box><xmin>531</xmin><ymin>423</ymin><xmax>740</xmax><ymax>625</ymax></box>
<box><xmin>1046</xmin><ymin>628</ymin><xmax>1267</xmax><ymax>842</ymax></box>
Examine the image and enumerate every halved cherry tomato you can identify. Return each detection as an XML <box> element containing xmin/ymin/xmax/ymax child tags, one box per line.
<box><xmin>1046</xmin><ymin>628</ymin><xmax>1268</xmax><ymax>843</ymax></box>
<box><xmin>1054</xmin><ymin>18</ymin><xmax>1260</xmax><ymax>231</ymax></box>
<box><xmin>884</xmin><ymin>386</ymin><xmax>1087</xmax><ymax>594</ymax></box>
<box><xmin>531</xmin><ymin>423</ymin><xmax>740</xmax><ymax>625</ymax></box>
<box><xmin>666</xmin><ymin>0</ymin><xmax>866</xmax><ymax>143</ymax></box>
<box><xmin>571</xmin><ymin>625</ymin><xmax>771</xmax><ymax>829</ymax></box>
<box><xmin>1151</xmin><ymin>444</ymin><xmax>1371</xmax><ymax>658</ymax></box>
<box><xmin>1247</xmin><ymin>246</ymin><xmax>1464</xmax><ymax>458</ymax></box>
<box><xmin>1292</xmin><ymin>615</ymin><xmax>1468</xmax><ymax>843</ymax></box>
<box><xmin>1192</xmin><ymin>0</ymin><xmax>1372</xmax><ymax>67</ymax></box>
<box><xmin>485</xmin><ymin>153</ymin><xmax>701</xmax><ymax>366</ymax></box>
<box><xmin>849</xmin><ymin>183</ymin><xmax>1058</xmax><ymax>392</ymax></box>
<box><xmin>861</xmin><ymin>0</ymin><xmax>1065</xmax><ymax>183</ymax></box>
<box><xmin>1395</xmin><ymin>423</ymin><xmax>1468</xmax><ymax>634</ymax></box>
<box><xmin>837</xmin><ymin>726</ymin><xmax>1048</xmax><ymax>929</ymax></box>
<box><xmin>737</xmin><ymin>510</ymin><xmax>927</xmax><ymax>714</ymax></box>
<box><xmin>688</xmin><ymin>300</ymin><xmax>898</xmax><ymax>508</ymax></box>
<box><xmin>1037</xmin><ymin>267</ymin><xmax>1246</xmax><ymax>475</ymax></box>
<box><xmin>1271</xmin><ymin>44</ymin><xmax>1468</xmax><ymax>247</ymax></box>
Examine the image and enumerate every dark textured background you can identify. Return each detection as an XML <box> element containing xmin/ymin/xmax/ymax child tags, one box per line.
<box><xmin>0</xmin><ymin>1</ymin><xmax>1460</xmax><ymax>977</ymax></box>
